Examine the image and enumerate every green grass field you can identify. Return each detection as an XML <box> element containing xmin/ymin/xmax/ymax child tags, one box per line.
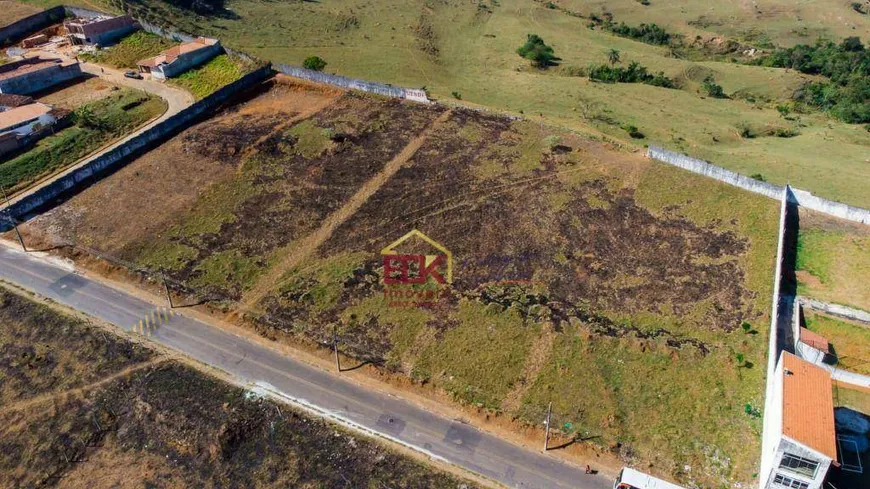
<box><xmin>796</xmin><ymin>209</ymin><xmax>870</xmax><ymax>312</ymax></box>
<box><xmin>805</xmin><ymin>310</ymin><xmax>870</xmax><ymax>375</ymax></box>
<box><xmin>168</xmin><ymin>53</ymin><xmax>254</xmax><ymax>99</ymax></box>
<box><xmin>20</xmin><ymin>0</ymin><xmax>870</xmax><ymax>207</ymax></box>
<box><xmin>0</xmin><ymin>88</ymin><xmax>166</xmax><ymax>193</ymax></box>
<box><xmin>80</xmin><ymin>31</ymin><xmax>175</xmax><ymax>69</ymax></box>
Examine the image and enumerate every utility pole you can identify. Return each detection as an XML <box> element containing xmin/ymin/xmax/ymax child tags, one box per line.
<box><xmin>333</xmin><ymin>325</ymin><xmax>341</xmax><ymax>372</ymax></box>
<box><xmin>1</xmin><ymin>185</ymin><xmax>25</xmax><ymax>252</ymax></box>
<box><xmin>161</xmin><ymin>272</ymin><xmax>173</xmax><ymax>309</ymax></box>
<box><xmin>544</xmin><ymin>402</ymin><xmax>552</xmax><ymax>452</ymax></box>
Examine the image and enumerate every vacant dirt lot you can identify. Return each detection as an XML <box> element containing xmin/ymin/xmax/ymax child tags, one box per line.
<box><xmin>0</xmin><ymin>286</ymin><xmax>478</xmax><ymax>488</ymax></box>
<box><xmin>0</xmin><ymin>0</ymin><xmax>39</xmax><ymax>26</ymax></box>
<box><xmin>36</xmin><ymin>77</ymin><xmax>121</xmax><ymax>110</ymax></box>
<box><xmin>18</xmin><ymin>79</ymin><xmax>779</xmax><ymax>487</ymax></box>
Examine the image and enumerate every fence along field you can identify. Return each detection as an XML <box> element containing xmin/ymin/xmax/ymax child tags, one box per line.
<box><xmin>10</xmin><ymin>73</ymin><xmax>783</xmax><ymax>487</ymax></box>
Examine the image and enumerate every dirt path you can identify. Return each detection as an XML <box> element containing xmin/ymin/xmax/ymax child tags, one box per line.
<box><xmin>0</xmin><ymin>358</ymin><xmax>165</xmax><ymax>418</ymax></box>
<box><xmin>238</xmin><ymin>109</ymin><xmax>454</xmax><ymax>314</ymax></box>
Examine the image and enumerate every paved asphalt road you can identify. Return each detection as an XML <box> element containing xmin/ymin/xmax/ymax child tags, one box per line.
<box><xmin>0</xmin><ymin>245</ymin><xmax>613</xmax><ymax>489</ymax></box>
<box><xmin>3</xmin><ymin>51</ymin><xmax>194</xmax><ymax>209</ymax></box>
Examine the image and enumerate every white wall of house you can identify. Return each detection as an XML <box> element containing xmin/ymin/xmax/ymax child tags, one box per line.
<box><xmin>0</xmin><ymin>112</ymin><xmax>56</xmax><ymax>137</ymax></box>
<box><xmin>761</xmin><ymin>357</ymin><xmax>786</xmax><ymax>488</ymax></box>
<box><xmin>765</xmin><ymin>438</ymin><xmax>832</xmax><ymax>489</ymax></box>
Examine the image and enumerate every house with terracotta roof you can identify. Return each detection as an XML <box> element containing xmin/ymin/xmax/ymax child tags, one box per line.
<box><xmin>136</xmin><ymin>37</ymin><xmax>221</xmax><ymax>80</ymax></box>
<box><xmin>761</xmin><ymin>352</ymin><xmax>837</xmax><ymax>489</ymax></box>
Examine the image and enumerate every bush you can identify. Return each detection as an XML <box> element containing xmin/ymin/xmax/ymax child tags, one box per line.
<box><xmin>517</xmin><ymin>34</ymin><xmax>558</xmax><ymax>68</ymax></box>
<box><xmin>737</xmin><ymin>123</ymin><xmax>756</xmax><ymax>138</ymax></box>
<box><xmin>750</xmin><ymin>174</ymin><xmax>766</xmax><ymax>182</ymax></box>
<box><xmin>303</xmin><ymin>56</ymin><xmax>327</xmax><ymax>72</ymax></box>
<box><xmin>622</xmin><ymin>124</ymin><xmax>645</xmax><ymax>139</ymax></box>
<box><xmin>451</xmin><ymin>91</ymin><xmax>462</xmax><ymax>100</ymax></box>
<box><xmin>702</xmin><ymin>75</ymin><xmax>727</xmax><ymax>98</ymax></box>
<box><xmin>604</xmin><ymin>22</ymin><xmax>674</xmax><ymax>46</ymax></box>
<box><xmin>587</xmin><ymin>61</ymin><xmax>676</xmax><ymax>88</ymax></box>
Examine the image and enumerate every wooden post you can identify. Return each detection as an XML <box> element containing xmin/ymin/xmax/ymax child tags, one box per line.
<box><xmin>544</xmin><ymin>402</ymin><xmax>552</xmax><ymax>452</ymax></box>
<box><xmin>161</xmin><ymin>272</ymin><xmax>173</xmax><ymax>309</ymax></box>
<box><xmin>1</xmin><ymin>186</ymin><xmax>26</xmax><ymax>252</ymax></box>
<box><xmin>333</xmin><ymin>325</ymin><xmax>341</xmax><ymax>372</ymax></box>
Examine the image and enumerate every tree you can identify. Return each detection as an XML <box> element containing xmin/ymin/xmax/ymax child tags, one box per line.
<box><xmin>517</xmin><ymin>34</ymin><xmax>557</xmax><ymax>68</ymax></box>
<box><xmin>608</xmin><ymin>49</ymin><xmax>621</xmax><ymax>66</ymax></box>
<box><xmin>702</xmin><ymin>75</ymin><xmax>726</xmax><ymax>98</ymax></box>
<box><xmin>303</xmin><ymin>56</ymin><xmax>327</xmax><ymax>72</ymax></box>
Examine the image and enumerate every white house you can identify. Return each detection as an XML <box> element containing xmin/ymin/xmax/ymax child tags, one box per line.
<box><xmin>760</xmin><ymin>352</ymin><xmax>837</xmax><ymax>489</ymax></box>
<box><xmin>0</xmin><ymin>102</ymin><xmax>57</xmax><ymax>138</ymax></box>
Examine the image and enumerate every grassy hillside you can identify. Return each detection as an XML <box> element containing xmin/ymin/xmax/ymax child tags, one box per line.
<box><xmin>19</xmin><ymin>79</ymin><xmax>779</xmax><ymax>487</ymax></box>
<box><xmin>19</xmin><ymin>0</ymin><xmax>870</xmax><ymax>207</ymax></box>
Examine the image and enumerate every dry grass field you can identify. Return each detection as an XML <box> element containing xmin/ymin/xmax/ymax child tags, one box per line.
<box><xmin>16</xmin><ymin>77</ymin><xmax>781</xmax><ymax>487</ymax></box>
<box><xmin>0</xmin><ymin>286</ymin><xmax>479</xmax><ymax>488</ymax></box>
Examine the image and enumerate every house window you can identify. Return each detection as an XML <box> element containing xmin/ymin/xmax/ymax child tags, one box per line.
<box><xmin>773</xmin><ymin>473</ymin><xmax>809</xmax><ymax>489</ymax></box>
<box><xmin>779</xmin><ymin>453</ymin><xmax>820</xmax><ymax>478</ymax></box>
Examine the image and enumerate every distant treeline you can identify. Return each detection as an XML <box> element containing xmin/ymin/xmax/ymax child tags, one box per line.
<box><xmin>755</xmin><ymin>37</ymin><xmax>870</xmax><ymax>123</ymax></box>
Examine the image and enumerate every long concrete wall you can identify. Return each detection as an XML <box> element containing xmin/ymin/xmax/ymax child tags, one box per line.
<box><xmin>275</xmin><ymin>64</ymin><xmax>429</xmax><ymax>103</ymax></box>
<box><xmin>0</xmin><ymin>5</ymin><xmax>66</xmax><ymax>46</ymax></box>
<box><xmin>5</xmin><ymin>65</ymin><xmax>272</xmax><ymax>220</ymax></box>
<box><xmin>800</xmin><ymin>297</ymin><xmax>870</xmax><ymax>324</ymax></box>
<box><xmin>759</xmin><ymin>186</ymin><xmax>789</xmax><ymax>489</ymax></box>
<box><xmin>648</xmin><ymin>146</ymin><xmax>870</xmax><ymax>224</ymax></box>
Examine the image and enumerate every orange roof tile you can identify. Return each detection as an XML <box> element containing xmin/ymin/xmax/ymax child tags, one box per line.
<box><xmin>800</xmin><ymin>329</ymin><xmax>831</xmax><ymax>354</ymax></box>
<box><xmin>781</xmin><ymin>352</ymin><xmax>837</xmax><ymax>460</ymax></box>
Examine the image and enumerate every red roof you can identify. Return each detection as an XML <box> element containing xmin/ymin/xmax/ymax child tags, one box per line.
<box><xmin>800</xmin><ymin>328</ymin><xmax>831</xmax><ymax>354</ymax></box>
<box><xmin>781</xmin><ymin>352</ymin><xmax>837</xmax><ymax>460</ymax></box>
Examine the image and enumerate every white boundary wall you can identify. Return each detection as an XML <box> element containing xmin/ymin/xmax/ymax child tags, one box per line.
<box><xmin>648</xmin><ymin>146</ymin><xmax>870</xmax><ymax>224</ymax></box>
<box><xmin>759</xmin><ymin>187</ymin><xmax>789</xmax><ymax>489</ymax></box>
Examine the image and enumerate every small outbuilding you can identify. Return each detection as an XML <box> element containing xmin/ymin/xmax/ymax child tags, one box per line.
<box><xmin>64</xmin><ymin>15</ymin><xmax>139</xmax><ymax>46</ymax></box>
<box><xmin>137</xmin><ymin>37</ymin><xmax>221</xmax><ymax>80</ymax></box>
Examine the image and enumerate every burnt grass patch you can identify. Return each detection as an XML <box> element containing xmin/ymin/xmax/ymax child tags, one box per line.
<box><xmin>0</xmin><ymin>293</ymin><xmax>477</xmax><ymax>489</ymax></box>
<box><xmin>0</xmin><ymin>288</ymin><xmax>153</xmax><ymax>408</ymax></box>
<box><xmin>260</xmin><ymin>107</ymin><xmax>757</xmax><ymax>362</ymax></box>
<box><xmin>130</xmin><ymin>93</ymin><xmax>447</xmax><ymax>301</ymax></box>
